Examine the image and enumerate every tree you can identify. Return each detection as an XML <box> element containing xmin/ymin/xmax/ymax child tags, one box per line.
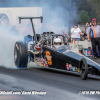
<box><xmin>79</xmin><ymin>10</ymin><xmax>90</xmax><ymax>24</ymax></box>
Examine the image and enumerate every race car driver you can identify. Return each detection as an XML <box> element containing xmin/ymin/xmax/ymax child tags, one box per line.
<box><xmin>53</xmin><ymin>38</ymin><xmax>69</xmax><ymax>53</ymax></box>
<box><xmin>54</xmin><ymin>38</ymin><xmax>62</xmax><ymax>49</ymax></box>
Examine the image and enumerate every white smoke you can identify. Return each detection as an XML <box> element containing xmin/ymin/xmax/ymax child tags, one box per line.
<box><xmin>0</xmin><ymin>0</ymin><xmax>78</xmax><ymax>68</ymax></box>
<box><xmin>1</xmin><ymin>0</ymin><xmax>78</xmax><ymax>34</ymax></box>
<box><xmin>0</xmin><ymin>27</ymin><xmax>24</xmax><ymax>68</ymax></box>
<box><xmin>34</xmin><ymin>0</ymin><xmax>78</xmax><ymax>34</ymax></box>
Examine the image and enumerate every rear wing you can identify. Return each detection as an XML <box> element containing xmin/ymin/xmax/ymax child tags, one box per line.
<box><xmin>18</xmin><ymin>16</ymin><xmax>43</xmax><ymax>45</ymax></box>
<box><xmin>19</xmin><ymin>16</ymin><xmax>43</xmax><ymax>24</ymax></box>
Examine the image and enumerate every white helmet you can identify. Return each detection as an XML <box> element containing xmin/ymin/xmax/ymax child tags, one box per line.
<box><xmin>54</xmin><ymin>38</ymin><xmax>61</xmax><ymax>44</ymax></box>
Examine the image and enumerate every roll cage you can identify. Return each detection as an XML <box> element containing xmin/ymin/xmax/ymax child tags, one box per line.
<box><xmin>43</xmin><ymin>34</ymin><xmax>68</xmax><ymax>47</ymax></box>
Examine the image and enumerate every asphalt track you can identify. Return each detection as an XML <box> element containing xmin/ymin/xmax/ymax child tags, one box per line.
<box><xmin>0</xmin><ymin>62</ymin><xmax>100</xmax><ymax>100</ymax></box>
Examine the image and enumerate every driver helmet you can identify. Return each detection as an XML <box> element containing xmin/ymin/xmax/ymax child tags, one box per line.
<box><xmin>54</xmin><ymin>38</ymin><xmax>62</xmax><ymax>45</ymax></box>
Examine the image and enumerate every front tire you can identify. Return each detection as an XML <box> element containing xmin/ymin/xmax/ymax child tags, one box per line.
<box><xmin>79</xmin><ymin>58</ymin><xmax>88</xmax><ymax>80</ymax></box>
<box><xmin>14</xmin><ymin>41</ymin><xmax>28</xmax><ymax>68</ymax></box>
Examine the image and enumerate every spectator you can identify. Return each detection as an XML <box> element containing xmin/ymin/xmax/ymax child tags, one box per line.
<box><xmin>62</xmin><ymin>31</ymin><xmax>69</xmax><ymax>38</ymax></box>
<box><xmin>71</xmin><ymin>24</ymin><xmax>83</xmax><ymax>41</ymax></box>
<box><xmin>86</xmin><ymin>18</ymin><xmax>100</xmax><ymax>58</ymax></box>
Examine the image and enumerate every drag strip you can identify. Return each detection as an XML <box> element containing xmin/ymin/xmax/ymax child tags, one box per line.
<box><xmin>0</xmin><ymin>65</ymin><xmax>100</xmax><ymax>100</ymax></box>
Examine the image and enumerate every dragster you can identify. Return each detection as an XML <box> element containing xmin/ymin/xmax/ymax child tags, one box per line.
<box><xmin>14</xmin><ymin>16</ymin><xmax>100</xmax><ymax>80</ymax></box>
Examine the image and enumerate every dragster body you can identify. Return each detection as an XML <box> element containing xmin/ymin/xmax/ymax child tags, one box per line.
<box><xmin>43</xmin><ymin>46</ymin><xmax>100</xmax><ymax>72</ymax></box>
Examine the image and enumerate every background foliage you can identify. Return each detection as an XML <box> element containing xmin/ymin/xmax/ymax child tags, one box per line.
<box><xmin>0</xmin><ymin>0</ymin><xmax>99</xmax><ymax>24</ymax></box>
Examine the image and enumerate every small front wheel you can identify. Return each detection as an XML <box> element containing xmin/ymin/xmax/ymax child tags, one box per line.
<box><xmin>79</xmin><ymin>58</ymin><xmax>88</xmax><ymax>80</ymax></box>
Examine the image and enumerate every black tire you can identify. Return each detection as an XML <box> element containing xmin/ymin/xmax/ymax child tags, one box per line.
<box><xmin>14</xmin><ymin>41</ymin><xmax>28</xmax><ymax>68</ymax></box>
<box><xmin>79</xmin><ymin>58</ymin><xmax>88</xmax><ymax>80</ymax></box>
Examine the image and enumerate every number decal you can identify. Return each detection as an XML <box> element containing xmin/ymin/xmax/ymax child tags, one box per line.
<box><xmin>46</xmin><ymin>50</ymin><xmax>52</xmax><ymax>65</ymax></box>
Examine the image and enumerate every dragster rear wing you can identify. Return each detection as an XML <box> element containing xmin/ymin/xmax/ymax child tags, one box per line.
<box><xmin>19</xmin><ymin>16</ymin><xmax>43</xmax><ymax>23</ymax></box>
<box><xmin>18</xmin><ymin>16</ymin><xmax>43</xmax><ymax>45</ymax></box>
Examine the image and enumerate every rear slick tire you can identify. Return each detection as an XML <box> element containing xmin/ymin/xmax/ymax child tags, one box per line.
<box><xmin>14</xmin><ymin>41</ymin><xmax>28</xmax><ymax>69</ymax></box>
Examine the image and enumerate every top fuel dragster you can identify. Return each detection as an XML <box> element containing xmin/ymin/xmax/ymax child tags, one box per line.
<box><xmin>14</xmin><ymin>16</ymin><xmax>100</xmax><ymax>80</ymax></box>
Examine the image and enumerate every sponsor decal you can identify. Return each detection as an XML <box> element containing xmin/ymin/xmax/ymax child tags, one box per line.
<box><xmin>45</xmin><ymin>64</ymin><xmax>48</xmax><ymax>67</ymax></box>
<box><xmin>69</xmin><ymin>64</ymin><xmax>73</xmax><ymax>71</ymax></box>
<box><xmin>35</xmin><ymin>57</ymin><xmax>48</xmax><ymax>67</ymax></box>
<box><xmin>44</xmin><ymin>59</ymin><xmax>46</xmax><ymax>61</ymax></box>
<box><xmin>41</xmin><ymin>58</ymin><xmax>43</xmax><ymax>61</ymax></box>
<box><xmin>72</xmin><ymin>66</ymin><xmax>76</xmax><ymax>71</ymax></box>
<box><xmin>66</xmin><ymin>63</ymin><xmax>69</xmax><ymax>70</ymax></box>
<box><xmin>77</xmin><ymin>68</ymin><xmax>80</xmax><ymax>72</ymax></box>
<box><xmin>41</xmin><ymin>63</ymin><xmax>43</xmax><ymax>67</ymax></box>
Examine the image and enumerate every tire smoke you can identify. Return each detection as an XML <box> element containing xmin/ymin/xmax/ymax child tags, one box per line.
<box><xmin>0</xmin><ymin>27</ymin><xmax>23</xmax><ymax>68</ymax></box>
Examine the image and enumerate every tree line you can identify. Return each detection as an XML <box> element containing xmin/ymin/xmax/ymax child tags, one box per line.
<box><xmin>78</xmin><ymin>0</ymin><xmax>100</xmax><ymax>24</ymax></box>
<box><xmin>0</xmin><ymin>0</ymin><xmax>99</xmax><ymax>24</ymax></box>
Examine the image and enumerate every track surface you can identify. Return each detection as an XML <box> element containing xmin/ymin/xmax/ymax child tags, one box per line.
<box><xmin>0</xmin><ymin>64</ymin><xmax>100</xmax><ymax>100</ymax></box>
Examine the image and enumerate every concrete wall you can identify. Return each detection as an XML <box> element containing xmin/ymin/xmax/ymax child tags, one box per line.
<box><xmin>0</xmin><ymin>7</ymin><xmax>42</xmax><ymax>33</ymax></box>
